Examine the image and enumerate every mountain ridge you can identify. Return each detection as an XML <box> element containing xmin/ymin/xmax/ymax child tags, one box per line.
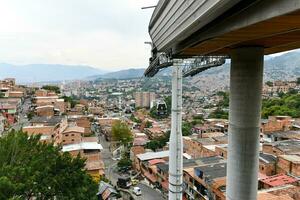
<box><xmin>0</xmin><ymin>63</ymin><xmax>107</xmax><ymax>83</ymax></box>
<box><xmin>1</xmin><ymin>51</ymin><xmax>300</xmax><ymax>83</ymax></box>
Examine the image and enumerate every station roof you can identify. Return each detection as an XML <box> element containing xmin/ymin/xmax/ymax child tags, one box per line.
<box><xmin>150</xmin><ymin>0</ymin><xmax>300</xmax><ymax>57</ymax></box>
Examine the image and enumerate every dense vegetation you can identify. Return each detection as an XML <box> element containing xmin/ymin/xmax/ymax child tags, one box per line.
<box><xmin>62</xmin><ymin>96</ymin><xmax>78</xmax><ymax>108</ymax></box>
<box><xmin>111</xmin><ymin>120</ymin><xmax>133</xmax><ymax>146</ymax></box>
<box><xmin>208</xmin><ymin>108</ymin><xmax>229</xmax><ymax>119</ymax></box>
<box><xmin>208</xmin><ymin>90</ymin><xmax>300</xmax><ymax>119</ymax></box>
<box><xmin>182</xmin><ymin>122</ymin><xmax>193</xmax><ymax>136</ymax></box>
<box><xmin>191</xmin><ymin>115</ymin><xmax>204</xmax><ymax>126</ymax></box>
<box><xmin>145</xmin><ymin>121</ymin><xmax>193</xmax><ymax>151</ymax></box>
<box><xmin>262</xmin><ymin>93</ymin><xmax>300</xmax><ymax>118</ymax></box>
<box><xmin>145</xmin><ymin>131</ymin><xmax>170</xmax><ymax>151</ymax></box>
<box><xmin>208</xmin><ymin>91</ymin><xmax>229</xmax><ymax>119</ymax></box>
<box><xmin>130</xmin><ymin>114</ymin><xmax>141</xmax><ymax>123</ymax></box>
<box><xmin>0</xmin><ymin>131</ymin><xmax>97</xmax><ymax>200</ymax></box>
<box><xmin>41</xmin><ymin>85</ymin><xmax>60</xmax><ymax>94</ymax></box>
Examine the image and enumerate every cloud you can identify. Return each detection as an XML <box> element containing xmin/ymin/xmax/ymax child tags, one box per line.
<box><xmin>0</xmin><ymin>0</ymin><xmax>158</xmax><ymax>70</ymax></box>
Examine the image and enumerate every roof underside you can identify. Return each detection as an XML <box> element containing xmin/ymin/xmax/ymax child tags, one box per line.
<box><xmin>150</xmin><ymin>0</ymin><xmax>300</xmax><ymax>57</ymax></box>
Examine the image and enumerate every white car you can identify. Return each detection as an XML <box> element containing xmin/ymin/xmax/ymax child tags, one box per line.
<box><xmin>133</xmin><ymin>187</ymin><xmax>142</xmax><ymax>196</ymax></box>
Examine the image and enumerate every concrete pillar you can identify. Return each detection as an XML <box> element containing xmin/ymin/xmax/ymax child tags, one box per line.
<box><xmin>226</xmin><ymin>47</ymin><xmax>264</xmax><ymax>200</ymax></box>
<box><xmin>169</xmin><ymin>60</ymin><xmax>183</xmax><ymax>200</ymax></box>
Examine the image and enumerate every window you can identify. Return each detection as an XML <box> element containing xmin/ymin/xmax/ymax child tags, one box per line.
<box><xmin>65</xmin><ymin>134</ymin><xmax>69</xmax><ymax>137</ymax></box>
<box><xmin>71</xmin><ymin>134</ymin><xmax>74</xmax><ymax>136</ymax></box>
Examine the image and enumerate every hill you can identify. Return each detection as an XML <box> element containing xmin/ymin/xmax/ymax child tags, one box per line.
<box><xmin>0</xmin><ymin>63</ymin><xmax>106</xmax><ymax>83</ymax></box>
<box><xmin>1</xmin><ymin>50</ymin><xmax>300</xmax><ymax>83</ymax></box>
<box><xmin>94</xmin><ymin>68</ymin><xmax>145</xmax><ymax>80</ymax></box>
<box><xmin>190</xmin><ymin>51</ymin><xmax>300</xmax><ymax>92</ymax></box>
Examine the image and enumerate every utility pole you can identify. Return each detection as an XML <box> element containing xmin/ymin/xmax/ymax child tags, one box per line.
<box><xmin>168</xmin><ymin>59</ymin><xmax>183</xmax><ymax>200</ymax></box>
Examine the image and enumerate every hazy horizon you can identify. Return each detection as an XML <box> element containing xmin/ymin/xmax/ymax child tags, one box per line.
<box><xmin>0</xmin><ymin>0</ymin><xmax>158</xmax><ymax>71</ymax></box>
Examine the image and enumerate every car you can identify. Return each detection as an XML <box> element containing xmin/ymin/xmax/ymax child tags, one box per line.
<box><xmin>131</xmin><ymin>178</ymin><xmax>139</xmax><ymax>186</ymax></box>
<box><xmin>133</xmin><ymin>187</ymin><xmax>142</xmax><ymax>196</ymax></box>
<box><xmin>117</xmin><ymin>177</ymin><xmax>132</xmax><ymax>189</ymax></box>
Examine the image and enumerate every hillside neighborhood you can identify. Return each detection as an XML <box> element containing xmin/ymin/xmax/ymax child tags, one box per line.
<box><xmin>1</xmin><ymin>74</ymin><xmax>300</xmax><ymax>199</ymax></box>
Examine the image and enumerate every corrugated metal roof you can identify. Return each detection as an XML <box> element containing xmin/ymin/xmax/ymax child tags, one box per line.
<box><xmin>62</xmin><ymin>142</ymin><xmax>103</xmax><ymax>152</ymax></box>
<box><xmin>137</xmin><ymin>150</ymin><xmax>169</xmax><ymax>161</ymax></box>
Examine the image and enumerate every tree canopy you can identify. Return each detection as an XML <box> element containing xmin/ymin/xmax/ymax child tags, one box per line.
<box><xmin>262</xmin><ymin>93</ymin><xmax>300</xmax><ymax>118</ymax></box>
<box><xmin>145</xmin><ymin>131</ymin><xmax>170</xmax><ymax>151</ymax></box>
<box><xmin>41</xmin><ymin>85</ymin><xmax>60</xmax><ymax>94</ymax></box>
<box><xmin>182</xmin><ymin>122</ymin><xmax>193</xmax><ymax>136</ymax></box>
<box><xmin>0</xmin><ymin>131</ymin><xmax>97</xmax><ymax>200</ymax></box>
<box><xmin>208</xmin><ymin>108</ymin><xmax>229</xmax><ymax>119</ymax></box>
<box><xmin>111</xmin><ymin>120</ymin><xmax>133</xmax><ymax>145</ymax></box>
<box><xmin>297</xmin><ymin>77</ymin><xmax>300</xmax><ymax>85</ymax></box>
<box><xmin>62</xmin><ymin>96</ymin><xmax>78</xmax><ymax>108</ymax></box>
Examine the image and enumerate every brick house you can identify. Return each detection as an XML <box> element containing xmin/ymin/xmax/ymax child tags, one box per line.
<box><xmin>277</xmin><ymin>155</ymin><xmax>300</xmax><ymax>177</ymax></box>
<box><xmin>36</xmin><ymin>105</ymin><xmax>55</xmax><ymax>117</ymax></box>
<box><xmin>62</xmin><ymin>126</ymin><xmax>85</xmax><ymax>145</ymax></box>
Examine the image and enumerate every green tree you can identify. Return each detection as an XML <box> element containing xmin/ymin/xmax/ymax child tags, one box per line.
<box><xmin>111</xmin><ymin>120</ymin><xmax>133</xmax><ymax>146</ymax></box>
<box><xmin>0</xmin><ymin>92</ymin><xmax>4</xmax><ymax>98</ymax></box>
<box><xmin>0</xmin><ymin>130</ymin><xmax>97</xmax><ymax>200</ymax></box>
<box><xmin>217</xmin><ymin>91</ymin><xmax>229</xmax><ymax>108</ymax></box>
<box><xmin>145</xmin><ymin>121</ymin><xmax>153</xmax><ymax>128</ymax></box>
<box><xmin>297</xmin><ymin>77</ymin><xmax>300</xmax><ymax>85</ymax></box>
<box><xmin>27</xmin><ymin>111</ymin><xmax>35</xmax><ymax>120</ymax></box>
<box><xmin>41</xmin><ymin>85</ymin><xmax>60</xmax><ymax>94</ymax></box>
<box><xmin>265</xmin><ymin>81</ymin><xmax>273</xmax><ymax>87</ymax></box>
<box><xmin>145</xmin><ymin>131</ymin><xmax>170</xmax><ymax>151</ymax></box>
<box><xmin>62</xmin><ymin>96</ymin><xmax>78</xmax><ymax>108</ymax></box>
<box><xmin>145</xmin><ymin>140</ymin><xmax>162</xmax><ymax>151</ymax></box>
<box><xmin>130</xmin><ymin>114</ymin><xmax>141</xmax><ymax>123</ymax></box>
<box><xmin>117</xmin><ymin>158</ymin><xmax>132</xmax><ymax>168</ymax></box>
<box><xmin>164</xmin><ymin>96</ymin><xmax>172</xmax><ymax>115</ymax></box>
<box><xmin>182</xmin><ymin>122</ymin><xmax>193</xmax><ymax>136</ymax></box>
<box><xmin>191</xmin><ymin>115</ymin><xmax>204</xmax><ymax>126</ymax></box>
<box><xmin>208</xmin><ymin>108</ymin><xmax>229</xmax><ymax>119</ymax></box>
<box><xmin>261</xmin><ymin>93</ymin><xmax>300</xmax><ymax>118</ymax></box>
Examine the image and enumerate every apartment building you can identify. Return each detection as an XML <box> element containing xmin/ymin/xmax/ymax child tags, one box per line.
<box><xmin>135</xmin><ymin>92</ymin><xmax>156</xmax><ymax>108</ymax></box>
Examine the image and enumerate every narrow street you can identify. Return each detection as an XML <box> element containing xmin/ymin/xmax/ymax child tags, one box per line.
<box><xmin>6</xmin><ymin>98</ymin><xmax>31</xmax><ymax>133</ymax></box>
<box><xmin>135</xmin><ymin>183</ymin><xmax>165</xmax><ymax>200</ymax></box>
<box><xmin>98</xmin><ymin>133</ymin><xmax>164</xmax><ymax>200</ymax></box>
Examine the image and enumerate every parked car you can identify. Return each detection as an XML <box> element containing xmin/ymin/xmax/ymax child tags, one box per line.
<box><xmin>133</xmin><ymin>187</ymin><xmax>142</xmax><ymax>196</ymax></box>
<box><xmin>117</xmin><ymin>177</ymin><xmax>132</xmax><ymax>189</ymax></box>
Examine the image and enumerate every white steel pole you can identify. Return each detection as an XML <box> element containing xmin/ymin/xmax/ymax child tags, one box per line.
<box><xmin>168</xmin><ymin>59</ymin><xmax>183</xmax><ymax>200</ymax></box>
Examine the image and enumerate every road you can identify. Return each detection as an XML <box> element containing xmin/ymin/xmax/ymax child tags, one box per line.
<box><xmin>12</xmin><ymin>98</ymin><xmax>31</xmax><ymax>131</ymax></box>
<box><xmin>4</xmin><ymin>98</ymin><xmax>31</xmax><ymax>134</ymax></box>
<box><xmin>97</xmin><ymin>131</ymin><xmax>164</xmax><ymax>200</ymax></box>
<box><xmin>135</xmin><ymin>183</ymin><xmax>164</xmax><ymax>200</ymax></box>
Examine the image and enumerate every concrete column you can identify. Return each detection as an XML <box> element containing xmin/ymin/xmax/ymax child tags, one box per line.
<box><xmin>226</xmin><ymin>47</ymin><xmax>264</xmax><ymax>200</ymax></box>
<box><xmin>169</xmin><ymin>59</ymin><xmax>183</xmax><ymax>200</ymax></box>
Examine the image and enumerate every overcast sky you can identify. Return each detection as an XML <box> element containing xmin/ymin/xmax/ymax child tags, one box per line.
<box><xmin>0</xmin><ymin>0</ymin><xmax>158</xmax><ymax>71</ymax></box>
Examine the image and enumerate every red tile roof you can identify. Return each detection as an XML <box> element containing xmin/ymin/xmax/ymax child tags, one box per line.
<box><xmin>260</xmin><ymin>174</ymin><xmax>298</xmax><ymax>187</ymax></box>
<box><xmin>148</xmin><ymin>159</ymin><xmax>166</xmax><ymax>166</ymax></box>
